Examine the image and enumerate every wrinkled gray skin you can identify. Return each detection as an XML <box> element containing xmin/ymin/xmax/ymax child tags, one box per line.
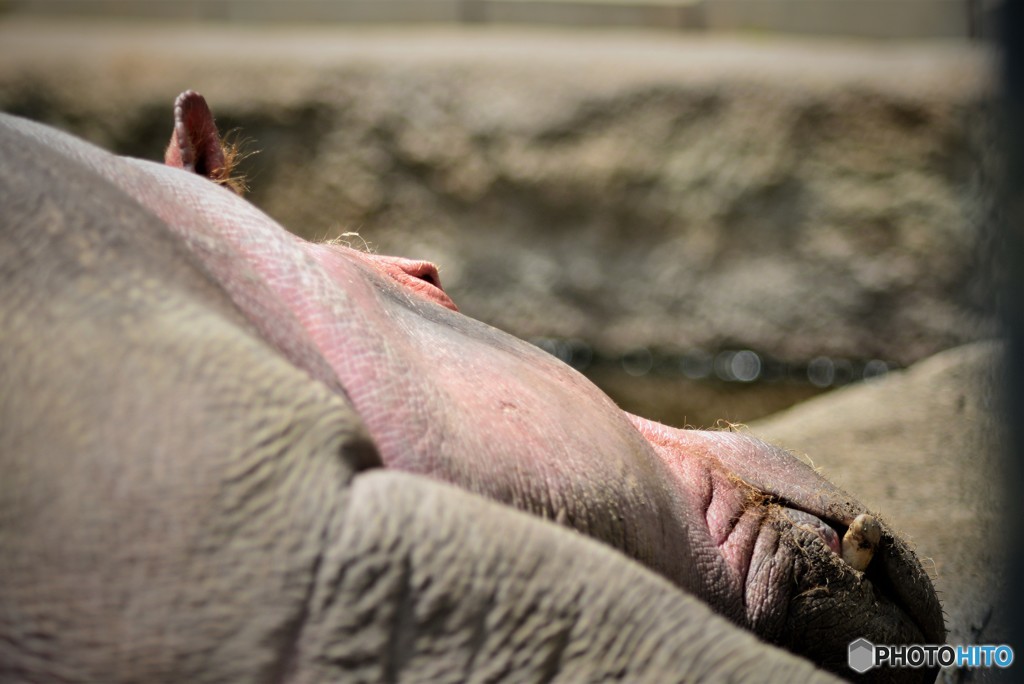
<box><xmin>0</xmin><ymin>108</ymin><xmax>940</xmax><ymax>683</ymax></box>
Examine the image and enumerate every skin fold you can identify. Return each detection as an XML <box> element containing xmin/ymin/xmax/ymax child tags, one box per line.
<box><xmin>0</xmin><ymin>95</ymin><xmax>943</xmax><ymax>683</ymax></box>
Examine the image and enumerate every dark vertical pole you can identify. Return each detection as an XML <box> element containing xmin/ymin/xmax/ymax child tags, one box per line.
<box><xmin>1002</xmin><ymin>0</ymin><xmax>1024</xmax><ymax>675</ymax></box>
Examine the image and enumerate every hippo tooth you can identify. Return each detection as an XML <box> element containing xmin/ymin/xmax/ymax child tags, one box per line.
<box><xmin>841</xmin><ymin>513</ymin><xmax>882</xmax><ymax>572</ymax></box>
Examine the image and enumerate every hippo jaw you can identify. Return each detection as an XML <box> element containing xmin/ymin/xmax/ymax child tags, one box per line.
<box><xmin>632</xmin><ymin>420</ymin><xmax>945</xmax><ymax>681</ymax></box>
<box><xmin>746</xmin><ymin>502</ymin><xmax>943</xmax><ymax>683</ymax></box>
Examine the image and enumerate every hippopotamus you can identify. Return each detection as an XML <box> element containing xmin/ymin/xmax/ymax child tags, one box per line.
<box><xmin>0</xmin><ymin>92</ymin><xmax>943</xmax><ymax>683</ymax></box>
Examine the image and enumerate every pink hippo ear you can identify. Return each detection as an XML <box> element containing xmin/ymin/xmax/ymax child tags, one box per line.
<box><xmin>165</xmin><ymin>90</ymin><xmax>245</xmax><ymax>194</ymax></box>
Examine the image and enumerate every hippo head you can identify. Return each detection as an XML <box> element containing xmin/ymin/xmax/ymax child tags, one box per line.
<box><xmin>153</xmin><ymin>90</ymin><xmax>945</xmax><ymax>680</ymax></box>
<box><xmin>0</xmin><ymin>91</ymin><xmax>941</xmax><ymax>682</ymax></box>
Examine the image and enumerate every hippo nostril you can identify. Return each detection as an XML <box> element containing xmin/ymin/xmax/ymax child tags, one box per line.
<box><xmin>397</xmin><ymin>261</ymin><xmax>443</xmax><ymax>290</ymax></box>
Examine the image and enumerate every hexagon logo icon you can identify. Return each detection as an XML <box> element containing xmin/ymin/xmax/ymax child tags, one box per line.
<box><xmin>848</xmin><ymin>638</ymin><xmax>875</xmax><ymax>673</ymax></box>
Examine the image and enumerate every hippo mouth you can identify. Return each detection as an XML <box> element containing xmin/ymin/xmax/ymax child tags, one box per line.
<box><xmin>626</xmin><ymin>417</ymin><xmax>943</xmax><ymax>681</ymax></box>
<box><xmin>746</xmin><ymin>499</ymin><xmax>944</xmax><ymax>683</ymax></box>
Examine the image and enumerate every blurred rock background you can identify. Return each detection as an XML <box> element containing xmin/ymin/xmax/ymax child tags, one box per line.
<box><xmin>0</xmin><ymin>1</ymin><xmax>1002</xmax><ymax>428</ymax></box>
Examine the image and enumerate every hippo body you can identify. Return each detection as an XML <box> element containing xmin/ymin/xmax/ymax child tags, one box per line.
<box><xmin>0</xmin><ymin>100</ymin><xmax>942</xmax><ymax>683</ymax></box>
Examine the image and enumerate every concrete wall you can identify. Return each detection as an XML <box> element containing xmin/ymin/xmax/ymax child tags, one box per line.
<box><xmin>2</xmin><ymin>0</ymin><xmax>1000</xmax><ymax>39</ymax></box>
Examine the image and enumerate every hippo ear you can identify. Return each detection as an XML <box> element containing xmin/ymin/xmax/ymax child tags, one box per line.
<box><xmin>165</xmin><ymin>90</ymin><xmax>244</xmax><ymax>193</ymax></box>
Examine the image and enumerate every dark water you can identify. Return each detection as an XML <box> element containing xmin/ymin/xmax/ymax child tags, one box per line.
<box><xmin>530</xmin><ymin>338</ymin><xmax>895</xmax><ymax>428</ymax></box>
<box><xmin>586</xmin><ymin>366</ymin><xmax>826</xmax><ymax>429</ymax></box>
